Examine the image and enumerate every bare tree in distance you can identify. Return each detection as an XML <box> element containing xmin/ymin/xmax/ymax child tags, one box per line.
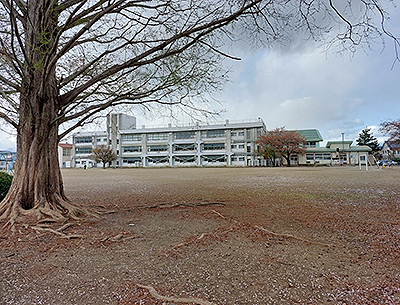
<box><xmin>0</xmin><ymin>0</ymin><xmax>399</xmax><ymax>227</ymax></box>
<box><xmin>90</xmin><ymin>146</ymin><xmax>117</xmax><ymax>169</ymax></box>
<box><xmin>257</xmin><ymin>127</ymin><xmax>307</xmax><ymax>167</ymax></box>
<box><xmin>380</xmin><ymin>119</ymin><xmax>400</xmax><ymax>145</ymax></box>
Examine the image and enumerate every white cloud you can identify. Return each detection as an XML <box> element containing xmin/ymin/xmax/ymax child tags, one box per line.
<box><xmin>0</xmin><ymin>132</ymin><xmax>16</xmax><ymax>151</ymax></box>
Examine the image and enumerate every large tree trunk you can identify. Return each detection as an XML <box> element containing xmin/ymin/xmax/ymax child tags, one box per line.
<box><xmin>0</xmin><ymin>0</ymin><xmax>93</xmax><ymax>226</ymax></box>
<box><xmin>0</xmin><ymin>85</ymin><xmax>90</xmax><ymax>227</ymax></box>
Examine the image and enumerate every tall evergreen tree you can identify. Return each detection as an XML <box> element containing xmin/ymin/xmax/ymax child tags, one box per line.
<box><xmin>356</xmin><ymin>127</ymin><xmax>379</xmax><ymax>152</ymax></box>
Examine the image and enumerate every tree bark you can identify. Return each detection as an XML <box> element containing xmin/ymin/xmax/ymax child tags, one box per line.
<box><xmin>0</xmin><ymin>83</ymin><xmax>90</xmax><ymax>227</ymax></box>
<box><xmin>0</xmin><ymin>0</ymin><xmax>93</xmax><ymax>227</ymax></box>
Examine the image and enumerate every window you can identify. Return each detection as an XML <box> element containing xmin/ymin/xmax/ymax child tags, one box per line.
<box><xmin>148</xmin><ymin>145</ymin><xmax>168</xmax><ymax>152</ymax></box>
<box><xmin>147</xmin><ymin>156</ymin><xmax>169</xmax><ymax>163</ymax></box>
<box><xmin>174</xmin><ymin>143</ymin><xmax>196</xmax><ymax>152</ymax></box>
<box><xmin>202</xmin><ymin>130</ymin><xmax>225</xmax><ymax>138</ymax></box>
<box><xmin>75</xmin><ymin>136</ymin><xmax>92</xmax><ymax>143</ymax></box>
<box><xmin>231</xmin><ymin>143</ymin><xmax>245</xmax><ymax>150</ymax></box>
<box><xmin>63</xmin><ymin>149</ymin><xmax>71</xmax><ymax>157</ymax></box>
<box><xmin>121</xmin><ymin>134</ymin><xmax>141</xmax><ymax>142</ymax></box>
<box><xmin>203</xmin><ymin>143</ymin><xmax>225</xmax><ymax>150</ymax></box>
<box><xmin>175</xmin><ymin>131</ymin><xmax>196</xmax><ymax>139</ymax></box>
<box><xmin>246</xmin><ymin>130</ymin><xmax>251</xmax><ymax>139</ymax></box>
<box><xmin>231</xmin><ymin>130</ymin><xmax>244</xmax><ymax>137</ymax></box>
<box><xmin>247</xmin><ymin>144</ymin><xmax>251</xmax><ymax>153</ymax></box>
<box><xmin>148</xmin><ymin>133</ymin><xmax>168</xmax><ymax>141</ymax></box>
<box><xmin>75</xmin><ymin>147</ymin><xmax>92</xmax><ymax>154</ymax></box>
<box><xmin>203</xmin><ymin>155</ymin><xmax>226</xmax><ymax>162</ymax></box>
<box><xmin>123</xmin><ymin>157</ymin><xmax>142</xmax><ymax>164</ymax></box>
<box><xmin>174</xmin><ymin>156</ymin><xmax>195</xmax><ymax>163</ymax></box>
<box><xmin>304</xmin><ymin>142</ymin><xmax>317</xmax><ymax>148</ymax></box>
<box><xmin>306</xmin><ymin>154</ymin><xmax>314</xmax><ymax>161</ymax></box>
<box><xmin>315</xmin><ymin>153</ymin><xmax>331</xmax><ymax>160</ymax></box>
<box><xmin>123</xmin><ymin>146</ymin><xmax>142</xmax><ymax>153</ymax></box>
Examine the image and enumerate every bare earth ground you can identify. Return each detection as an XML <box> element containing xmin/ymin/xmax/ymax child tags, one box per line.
<box><xmin>0</xmin><ymin>166</ymin><xmax>399</xmax><ymax>304</ymax></box>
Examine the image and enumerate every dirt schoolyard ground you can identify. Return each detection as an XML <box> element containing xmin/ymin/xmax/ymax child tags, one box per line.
<box><xmin>0</xmin><ymin>166</ymin><xmax>399</xmax><ymax>304</ymax></box>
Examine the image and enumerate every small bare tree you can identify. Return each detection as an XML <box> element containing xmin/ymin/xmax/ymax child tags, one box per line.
<box><xmin>257</xmin><ymin>127</ymin><xmax>307</xmax><ymax>167</ymax></box>
<box><xmin>90</xmin><ymin>146</ymin><xmax>117</xmax><ymax>169</ymax></box>
<box><xmin>380</xmin><ymin>119</ymin><xmax>400</xmax><ymax>145</ymax></box>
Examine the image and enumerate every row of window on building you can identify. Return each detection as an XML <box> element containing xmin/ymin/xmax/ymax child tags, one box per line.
<box><xmin>73</xmin><ymin>130</ymin><xmax>257</xmax><ymax>144</ymax></box>
<box><xmin>75</xmin><ymin>142</ymin><xmax>251</xmax><ymax>155</ymax></box>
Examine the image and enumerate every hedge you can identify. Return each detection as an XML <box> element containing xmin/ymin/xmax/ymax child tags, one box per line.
<box><xmin>0</xmin><ymin>172</ymin><xmax>13</xmax><ymax>201</ymax></box>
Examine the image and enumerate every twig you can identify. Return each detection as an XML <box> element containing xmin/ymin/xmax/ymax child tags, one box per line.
<box><xmin>254</xmin><ymin>225</ymin><xmax>333</xmax><ymax>247</ymax></box>
<box><xmin>136</xmin><ymin>283</ymin><xmax>215</xmax><ymax>305</ymax></box>
<box><xmin>173</xmin><ymin>232</ymin><xmax>208</xmax><ymax>249</ymax></box>
<box><xmin>101</xmin><ymin>233</ymin><xmax>140</xmax><ymax>242</ymax></box>
<box><xmin>31</xmin><ymin>226</ymin><xmax>84</xmax><ymax>239</ymax></box>
<box><xmin>131</xmin><ymin>202</ymin><xmax>225</xmax><ymax>210</ymax></box>
<box><xmin>211</xmin><ymin>209</ymin><xmax>226</xmax><ymax>219</ymax></box>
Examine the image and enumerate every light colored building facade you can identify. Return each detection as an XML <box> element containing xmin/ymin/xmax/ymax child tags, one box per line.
<box><xmin>299</xmin><ymin>140</ymin><xmax>371</xmax><ymax>166</ymax></box>
<box><xmin>71</xmin><ymin>113</ymin><xmax>372</xmax><ymax>168</ymax></box>
<box><xmin>381</xmin><ymin>141</ymin><xmax>400</xmax><ymax>161</ymax></box>
<box><xmin>58</xmin><ymin>143</ymin><xmax>73</xmax><ymax>168</ymax></box>
<box><xmin>72</xmin><ymin>114</ymin><xmax>266</xmax><ymax>168</ymax></box>
<box><xmin>269</xmin><ymin>130</ymin><xmax>371</xmax><ymax>166</ymax></box>
<box><xmin>72</xmin><ymin>131</ymin><xmax>108</xmax><ymax>168</ymax></box>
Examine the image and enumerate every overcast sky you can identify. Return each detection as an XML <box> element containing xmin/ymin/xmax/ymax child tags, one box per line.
<box><xmin>215</xmin><ymin>40</ymin><xmax>400</xmax><ymax>145</ymax></box>
<box><xmin>1</xmin><ymin>3</ymin><xmax>399</xmax><ymax>151</ymax></box>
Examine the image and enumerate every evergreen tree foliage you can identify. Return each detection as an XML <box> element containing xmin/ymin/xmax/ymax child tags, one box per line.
<box><xmin>356</xmin><ymin>127</ymin><xmax>379</xmax><ymax>152</ymax></box>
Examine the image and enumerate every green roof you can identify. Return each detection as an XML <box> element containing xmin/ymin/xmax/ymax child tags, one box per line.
<box><xmin>295</xmin><ymin>129</ymin><xmax>323</xmax><ymax>142</ymax></box>
<box><xmin>326</xmin><ymin>141</ymin><xmax>353</xmax><ymax>148</ymax></box>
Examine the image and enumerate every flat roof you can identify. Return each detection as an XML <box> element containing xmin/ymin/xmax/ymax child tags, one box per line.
<box><xmin>119</xmin><ymin>119</ymin><xmax>266</xmax><ymax>134</ymax></box>
<box><xmin>326</xmin><ymin>141</ymin><xmax>353</xmax><ymax>148</ymax></box>
<box><xmin>73</xmin><ymin>131</ymin><xmax>107</xmax><ymax>137</ymax></box>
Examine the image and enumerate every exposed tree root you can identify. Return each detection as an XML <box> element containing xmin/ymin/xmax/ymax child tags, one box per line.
<box><xmin>31</xmin><ymin>225</ymin><xmax>84</xmax><ymax>239</ymax></box>
<box><xmin>211</xmin><ymin>209</ymin><xmax>334</xmax><ymax>247</ymax></box>
<box><xmin>136</xmin><ymin>283</ymin><xmax>215</xmax><ymax>305</ymax></box>
<box><xmin>0</xmin><ymin>196</ymin><xmax>99</xmax><ymax>231</ymax></box>
<box><xmin>254</xmin><ymin>225</ymin><xmax>333</xmax><ymax>247</ymax></box>
<box><xmin>172</xmin><ymin>232</ymin><xmax>208</xmax><ymax>249</ymax></box>
<box><xmin>131</xmin><ymin>201</ymin><xmax>225</xmax><ymax>210</ymax></box>
<box><xmin>101</xmin><ymin>233</ymin><xmax>140</xmax><ymax>242</ymax></box>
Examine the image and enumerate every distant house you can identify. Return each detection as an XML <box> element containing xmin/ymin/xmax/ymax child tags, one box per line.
<box><xmin>297</xmin><ymin>140</ymin><xmax>371</xmax><ymax>166</ymax></box>
<box><xmin>381</xmin><ymin>141</ymin><xmax>400</xmax><ymax>161</ymax></box>
<box><xmin>58</xmin><ymin>143</ymin><xmax>73</xmax><ymax>168</ymax></box>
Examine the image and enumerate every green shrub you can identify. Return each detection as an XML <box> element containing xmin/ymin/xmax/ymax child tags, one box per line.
<box><xmin>0</xmin><ymin>172</ymin><xmax>13</xmax><ymax>201</ymax></box>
